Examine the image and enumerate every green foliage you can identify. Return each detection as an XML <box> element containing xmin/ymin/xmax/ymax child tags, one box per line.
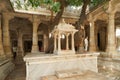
<box><xmin>51</xmin><ymin>2</ymin><xmax>61</xmax><ymax>12</ymax></box>
<box><xmin>43</xmin><ymin>0</ymin><xmax>60</xmax><ymax>12</ymax></box>
<box><xmin>12</xmin><ymin>0</ymin><xmax>108</xmax><ymax>12</ymax></box>
<box><xmin>66</xmin><ymin>0</ymin><xmax>83</xmax><ymax>6</ymax></box>
<box><xmin>15</xmin><ymin>0</ymin><xmax>22</xmax><ymax>9</ymax></box>
<box><xmin>91</xmin><ymin>0</ymin><xmax>108</xmax><ymax>6</ymax></box>
<box><xmin>43</xmin><ymin>0</ymin><xmax>53</xmax><ymax>4</ymax></box>
<box><xmin>28</xmin><ymin>0</ymin><xmax>41</xmax><ymax>8</ymax></box>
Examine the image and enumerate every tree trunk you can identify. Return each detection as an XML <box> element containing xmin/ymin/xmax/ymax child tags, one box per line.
<box><xmin>45</xmin><ymin>0</ymin><xmax>66</xmax><ymax>53</ymax></box>
<box><xmin>75</xmin><ymin>0</ymin><xmax>90</xmax><ymax>53</ymax></box>
<box><xmin>49</xmin><ymin>0</ymin><xmax>66</xmax><ymax>31</ymax></box>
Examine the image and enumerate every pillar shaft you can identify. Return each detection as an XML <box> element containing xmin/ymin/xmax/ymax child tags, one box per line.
<box><xmin>31</xmin><ymin>15</ymin><xmax>39</xmax><ymax>53</ymax></box>
<box><xmin>0</xmin><ymin>15</ymin><xmax>5</xmax><ymax>59</ymax></box>
<box><xmin>71</xmin><ymin>33</ymin><xmax>75</xmax><ymax>51</ymax></box>
<box><xmin>17</xmin><ymin>30</ymin><xmax>24</xmax><ymax>56</ymax></box>
<box><xmin>106</xmin><ymin>1</ymin><xmax>116</xmax><ymax>54</ymax></box>
<box><xmin>54</xmin><ymin>34</ymin><xmax>57</xmax><ymax>51</ymax></box>
<box><xmin>106</xmin><ymin>13</ymin><xmax>116</xmax><ymax>53</ymax></box>
<box><xmin>66</xmin><ymin>34</ymin><xmax>69</xmax><ymax>50</ymax></box>
<box><xmin>3</xmin><ymin>13</ymin><xmax>13</xmax><ymax>57</ymax></box>
<box><xmin>58</xmin><ymin>32</ymin><xmax>61</xmax><ymax>51</ymax></box>
<box><xmin>44</xmin><ymin>34</ymin><xmax>49</xmax><ymax>52</ymax></box>
<box><xmin>89</xmin><ymin>17</ymin><xmax>97</xmax><ymax>52</ymax></box>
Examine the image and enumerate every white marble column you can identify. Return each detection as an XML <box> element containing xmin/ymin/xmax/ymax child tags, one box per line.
<box><xmin>58</xmin><ymin>32</ymin><xmax>61</xmax><ymax>51</ymax></box>
<box><xmin>71</xmin><ymin>32</ymin><xmax>75</xmax><ymax>51</ymax></box>
<box><xmin>106</xmin><ymin>1</ymin><xmax>116</xmax><ymax>54</ymax></box>
<box><xmin>31</xmin><ymin>15</ymin><xmax>39</xmax><ymax>53</ymax></box>
<box><xmin>54</xmin><ymin>34</ymin><xmax>57</xmax><ymax>52</ymax></box>
<box><xmin>89</xmin><ymin>15</ymin><xmax>97</xmax><ymax>52</ymax></box>
<box><xmin>0</xmin><ymin>15</ymin><xmax>5</xmax><ymax>59</ymax></box>
<box><xmin>66</xmin><ymin>33</ymin><xmax>69</xmax><ymax>50</ymax></box>
<box><xmin>3</xmin><ymin>13</ymin><xmax>13</xmax><ymax>58</ymax></box>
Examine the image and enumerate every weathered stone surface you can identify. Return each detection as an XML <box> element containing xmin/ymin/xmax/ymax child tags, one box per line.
<box><xmin>55</xmin><ymin>69</ymin><xmax>84</xmax><ymax>78</ymax></box>
<box><xmin>24</xmin><ymin>53</ymin><xmax>99</xmax><ymax>80</ymax></box>
<box><xmin>41</xmin><ymin>70</ymin><xmax>111</xmax><ymax>80</ymax></box>
<box><xmin>0</xmin><ymin>59</ymin><xmax>15</xmax><ymax>80</ymax></box>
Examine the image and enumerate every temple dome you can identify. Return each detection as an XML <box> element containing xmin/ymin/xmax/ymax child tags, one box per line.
<box><xmin>53</xmin><ymin>19</ymin><xmax>78</xmax><ymax>32</ymax></box>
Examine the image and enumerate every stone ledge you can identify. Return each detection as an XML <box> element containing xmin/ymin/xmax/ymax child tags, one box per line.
<box><xmin>0</xmin><ymin>59</ymin><xmax>10</xmax><ymax>66</ymax></box>
<box><xmin>24</xmin><ymin>52</ymin><xmax>100</xmax><ymax>63</ymax></box>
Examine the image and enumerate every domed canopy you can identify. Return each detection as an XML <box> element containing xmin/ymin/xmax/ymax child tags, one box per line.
<box><xmin>51</xmin><ymin>19</ymin><xmax>78</xmax><ymax>55</ymax></box>
<box><xmin>52</xmin><ymin>19</ymin><xmax>78</xmax><ymax>34</ymax></box>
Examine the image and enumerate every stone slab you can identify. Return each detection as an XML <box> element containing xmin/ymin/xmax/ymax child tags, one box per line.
<box><xmin>55</xmin><ymin>69</ymin><xmax>84</xmax><ymax>78</ymax></box>
<box><xmin>41</xmin><ymin>70</ymin><xmax>111</xmax><ymax>80</ymax></box>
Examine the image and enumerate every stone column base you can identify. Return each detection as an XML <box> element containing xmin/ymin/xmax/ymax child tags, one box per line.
<box><xmin>31</xmin><ymin>46</ymin><xmax>39</xmax><ymax>53</ymax></box>
<box><xmin>78</xmin><ymin>47</ymin><xmax>84</xmax><ymax>53</ymax></box>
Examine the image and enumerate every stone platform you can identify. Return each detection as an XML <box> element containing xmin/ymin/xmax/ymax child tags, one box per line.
<box><xmin>24</xmin><ymin>52</ymin><xmax>99</xmax><ymax>80</ymax></box>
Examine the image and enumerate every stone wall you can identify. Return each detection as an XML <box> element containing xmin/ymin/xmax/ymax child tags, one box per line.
<box><xmin>98</xmin><ymin>53</ymin><xmax>120</xmax><ymax>71</ymax></box>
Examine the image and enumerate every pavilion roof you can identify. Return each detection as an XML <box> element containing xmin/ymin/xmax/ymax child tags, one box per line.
<box><xmin>52</xmin><ymin>19</ymin><xmax>78</xmax><ymax>34</ymax></box>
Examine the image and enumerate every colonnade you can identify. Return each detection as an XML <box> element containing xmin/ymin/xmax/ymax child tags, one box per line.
<box><xmin>0</xmin><ymin>0</ymin><xmax>119</xmax><ymax>59</ymax></box>
<box><xmin>53</xmin><ymin>32</ymin><xmax>75</xmax><ymax>53</ymax></box>
<box><xmin>0</xmin><ymin>13</ymin><xmax>49</xmax><ymax>59</ymax></box>
<box><xmin>88</xmin><ymin>0</ymin><xmax>116</xmax><ymax>55</ymax></box>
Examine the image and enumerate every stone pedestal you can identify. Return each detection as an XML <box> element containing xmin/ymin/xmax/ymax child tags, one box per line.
<box><xmin>24</xmin><ymin>53</ymin><xmax>99</xmax><ymax>80</ymax></box>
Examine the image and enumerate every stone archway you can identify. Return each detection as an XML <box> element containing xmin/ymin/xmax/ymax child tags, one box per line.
<box><xmin>95</xmin><ymin>20</ymin><xmax>107</xmax><ymax>51</ymax></box>
<box><xmin>38</xmin><ymin>23</ymin><xmax>49</xmax><ymax>52</ymax></box>
<box><xmin>9</xmin><ymin>17</ymin><xmax>32</xmax><ymax>56</ymax></box>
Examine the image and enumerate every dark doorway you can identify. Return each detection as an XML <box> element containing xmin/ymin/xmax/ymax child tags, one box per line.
<box><xmin>24</xmin><ymin>40</ymin><xmax>32</xmax><ymax>52</ymax></box>
<box><xmin>97</xmin><ymin>33</ymin><xmax>100</xmax><ymax>50</ymax></box>
<box><xmin>38</xmin><ymin>41</ymin><xmax>43</xmax><ymax>51</ymax></box>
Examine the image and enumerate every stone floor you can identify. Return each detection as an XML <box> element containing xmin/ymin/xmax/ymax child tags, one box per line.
<box><xmin>98</xmin><ymin>66</ymin><xmax>120</xmax><ymax>80</ymax></box>
<box><xmin>5</xmin><ymin>56</ymin><xmax>26</xmax><ymax>80</ymax></box>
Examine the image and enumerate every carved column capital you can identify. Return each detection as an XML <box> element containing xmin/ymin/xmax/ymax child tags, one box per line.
<box><xmin>3</xmin><ymin>13</ymin><xmax>14</xmax><ymax>21</ymax></box>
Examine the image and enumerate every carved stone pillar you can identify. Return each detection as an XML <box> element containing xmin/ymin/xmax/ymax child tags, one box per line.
<box><xmin>89</xmin><ymin>15</ymin><xmax>97</xmax><ymax>52</ymax></box>
<box><xmin>31</xmin><ymin>15</ymin><xmax>39</xmax><ymax>53</ymax></box>
<box><xmin>3</xmin><ymin>13</ymin><xmax>13</xmax><ymax>57</ymax></box>
<box><xmin>54</xmin><ymin>34</ymin><xmax>57</xmax><ymax>52</ymax></box>
<box><xmin>71</xmin><ymin>32</ymin><xmax>75</xmax><ymax>51</ymax></box>
<box><xmin>17</xmin><ymin>29</ymin><xmax>24</xmax><ymax>56</ymax></box>
<box><xmin>0</xmin><ymin>15</ymin><xmax>5</xmax><ymax>59</ymax></box>
<box><xmin>106</xmin><ymin>1</ymin><xmax>116</xmax><ymax>54</ymax></box>
<box><xmin>43</xmin><ymin>34</ymin><xmax>49</xmax><ymax>52</ymax></box>
<box><xmin>66</xmin><ymin>33</ymin><xmax>69</xmax><ymax>50</ymax></box>
<box><xmin>58</xmin><ymin>32</ymin><xmax>61</xmax><ymax>51</ymax></box>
